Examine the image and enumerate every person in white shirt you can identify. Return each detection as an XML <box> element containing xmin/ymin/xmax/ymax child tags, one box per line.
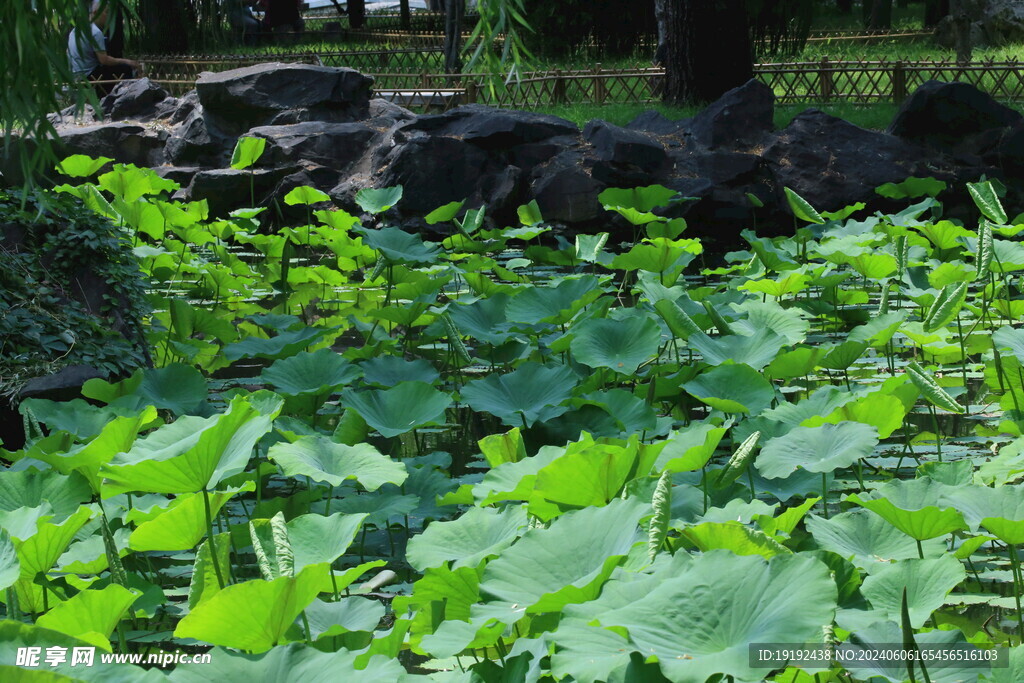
<box><xmin>67</xmin><ymin>1</ymin><xmax>141</xmax><ymax>95</ymax></box>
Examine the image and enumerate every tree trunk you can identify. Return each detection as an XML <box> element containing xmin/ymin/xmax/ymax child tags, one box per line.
<box><xmin>349</xmin><ymin>0</ymin><xmax>366</xmax><ymax>29</ymax></box>
<box><xmin>952</xmin><ymin>0</ymin><xmax>972</xmax><ymax>64</ymax></box>
<box><xmin>862</xmin><ymin>0</ymin><xmax>893</xmax><ymax>31</ymax></box>
<box><xmin>400</xmin><ymin>0</ymin><xmax>411</xmax><ymax>30</ymax></box>
<box><xmin>924</xmin><ymin>0</ymin><xmax>950</xmax><ymax>27</ymax></box>
<box><xmin>662</xmin><ymin>0</ymin><xmax>752</xmax><ymax>105</ymax></box>
<box><xmin>443</xmin><ymin>0</ymin><xmax>463</xmax><ymax>73</ymax></box>
<box><xmin>653</xmin><ymin>0</ymin><xmax>669</xmax><ymax>60</ymax></box>
<box><xmin>138</xmin><ymin>0</ymin><xmax>189</xmax><ymax>53</ymax></box>
<box><xmin>106</xmin><ymin>0</ymin><xmax>125</xmax><ymax>58</ymax></box>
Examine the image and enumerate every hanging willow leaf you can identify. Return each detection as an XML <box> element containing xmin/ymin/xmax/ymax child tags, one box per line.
<box><xmin>784</xmin><ymin>187</ymin><xmax>825</xmax><ymax>224</ymax></box>
<box><xmin>923</xmin><ymin>282</ymin><xmax>968</xmax><ymax>332</ymax></box>
<box><xmin>906</xmin><ymin>362</ymin><xmax>964</xmax><ymax>414</ymax></box>
<box><xmin>717</xmin><ymin>431</ymin><xmax>761</xmax><ymax>488</ymax></box>
<box><xmin>702</xmin><ymin>300</ymin><xmax>734</xmax><ymax>336</ymax></box>
<box><xmin>967</xmin><ymin>180</ymin><xmax>1008</xmax><ymax>225</ymax></box>
<box><xmin>976</xmin><ymin>221</ymin><xmax>994</xmax><ymax>280</ymax></box>
<box><xmin>654</xmin><ymin>299</ymin><xmax>702</xmax><ymax>341</ymax></box>
<box><xmin>647</xmin><ymin>471</ymin><xmax>672</xmax><ymax>562</ymax></box>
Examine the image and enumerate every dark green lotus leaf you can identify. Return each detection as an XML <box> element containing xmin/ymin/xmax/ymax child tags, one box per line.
<box><xmin>340</xmin><ymin>382</ymin><xmax>452</xmax><ymax>438</ymax></box>
<box><xmin>260</xmin><ymin>349</ymin><xmax>362</xmax><ymax>396</ymax></box>
<box><xmin>223</xmin><ymin>326</ymin><xmax>332</xmax><ymax>362</ymax></box>
<box><xmin>359</xmin><ymin>226</ymin><xmax>439</xmax><ymax>264</ymax></box>
<box><xmin>860</xmin><ymin>555</ymin><xmax>966</xmax><ymax>628</ymax></box>
<box><xmin>571</xmin><ymin>311</ymin><xmax>662</xmax><ymax>375</ymax></box>
<box><xmin>683</xmin><ymin>363</ymin><xmax>776</xmax><ymax>415</ymax></box>
<box><xmin>359</xmin><ymin>356</ymin><xmax>439</xmax><ymax>387</ymax></box>
<box><xmin>807</xmin><ymin>509</ymin><xmax>946</xmax><ymax>572</ymax></box>
<box><xmin>756</xmin><ymin>422</ymin><xmax>878</xmax><ymax>479</ymax></box>
<box><xmin>446</xmin><ymin>293</ymin><xmax>516</xmax><ymax>345</ymax></box>
<box><xmin>505</xmin><ymin>276</ymin><xmax>602</xmax><ymax>325</ymax></box>
<box><xmin>461</xmin><ymin>363</ymin><xmax>578</xmax><ymax>427</ymax></box>
<box><xmin>845</xmin><ymin>478</ymin><xmax>967</xmax><ymax>541</ymax></box>
<box><xmin>407</xmin><ymin>505</ymin><xmax>528</xmax><ymax>571</ymax></box>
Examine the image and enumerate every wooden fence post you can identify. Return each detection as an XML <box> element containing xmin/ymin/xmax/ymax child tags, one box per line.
<box><xmin>892</xmin><ymin>60</ymin><xmax>907</xmax><ymax>104</ymax></box>
<box><xmin>554</xmin><ymin>69</ymin><xmax>567</xmax><ymax>105</ymax></box>
<box><xmin>819</xmin><ymin>57</ymin><xmax>833</xmax><ymax>101</ymax></box>
<box><xmin>465</xmin><ymin>81</ymin><xmax>477</xmax><ymax>104</ymax></box>
<box><xmin>593</xmin><ymin>63</ymin><xmax>606</xmax><ymax>104</ymax></box>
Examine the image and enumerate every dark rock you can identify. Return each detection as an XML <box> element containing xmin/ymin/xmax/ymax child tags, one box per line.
<box><xmin>375</xmin><ymin>136</ymin><xmax>510</xmax><ymax>213</ymax></box>
<box><xmin>48</xmin><ymin>104</ymin><xmax>99</xmax><ymax>127</ymax></box>
<box><xmin>154</xmin><ymin>166</ymin><xmax>200</xmax><ymax>188</ymax></box>
<box><xmin>690</xmin><ymin>79</ymin><xmax>775</xmax><ymax>149</ymax></box>
<box><xmin>100</xmin><ymin>78</ymin><xmax>169</xmax><ymax>121</ymax></box>
<box><xmin>935</xmin><ymin>0</ymin><xmax>1024</xmax><ymax>47</ymax></box>
<box><xmin>270</xmin><ymin>163</ymin><xmax>344</xmax><ymax>210</ymax></box>
<box><xmin>368</xmin><ymin>98</ymin><xmax>416</xmax><ymax>125</ymax></box>
<box><xmin>765</xmin><ymin>109</ymin><xmax>931</xmax><ymax>213</ymax></box>
<box><xmin>164</xmin><ymin>108</ymin><xmax>234</xmax><ymax>166</ymax></box>
<box><xmin>185</xmin><ymin>166</ymin><xmax>293</xmax><ymax>216</ymax></box>
<box><xmin>247</xmin><ymin>122</ymin><xmax>377</xmax><ymax>169</ymax></box>
<box><xmin>402</xmin><ymin>104</ymin><xmax>579</xmax><ymax>149</ymax></box>
<box><xmin>990</xmin><ymin>120</ymin><xmax>1024</xmax><ymax>173</ymax></box>
<box><xmin>19</xmin><ymin>365</ymin><xmax>106</xmax><ymax>402</ymax></box>
<box><xmin>530</xmin><ymin>151</ymin><xmax>602</xmax><ymax>224</ymax></box>
<box><xmin>195</xmin><ymin>63</ymin><xmax>374</xmax><ymax>135</ymax></box>
<box><xmin>626</xmin><ymin>109</ymin><xmax>690</xmax><ymax>137</ymax></box>
<box><xmin>888</xmin><ymin>80</ymin><xmax>1022</xmax><ymax>152</ymax></box>
<box><xmin>169</xmin><ymin>91</ymin><xmax>200</xmax><ymax>126</ymax></box>
<box><xmin>584</xmin><ymin>120</ymin><xmax>668</xmax><ymax>170</ymax></box>
<box><xmin>57</xmin><ymin>122</ymin><xmax>166</xmax><ymax>167</ymax></box>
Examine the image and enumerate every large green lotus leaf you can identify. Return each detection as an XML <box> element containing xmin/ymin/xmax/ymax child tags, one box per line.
<box><xmin>340</xmin><ymin>382</ymin><xmax>451</xmax><ymax>438</ymax></box>
<box><xmin>845</xmin><ymin>621</ymin><xmax>990</xmax><ymax>683</ymax></box>
<box><xmin>304</xmin><ymin>597</ymin><xmax>385</xmax><ymax>639</ymax></box>
<box><xmin>730</xmin><ymin>299</ymin><xmax>809</xmax><ymax>345</ymax></box>
<box><xmin>599</xmin><ymin>184</ymin><xmax>678</xmax><ymax>212</ymax></box>
<box><xmin>532</xmin><ymin>439</ymin><xmax>644</xmax><ymax>515</ymax></box>
<box><xmin>101</xmin><ymin>395</ymin><xmax>281</xmax><ymax>495</ymax></box>
<box><xmin>578</xmin><ymin>389</ymin><xmax>658</xmax><ymax>434</ymax></box>
<box><xmin>848</xmin><ymin>312</ymin><xmax>908</xmax><ymax>347</ymax></box>
<box><xmin>359</xmin><ymin>225</ymin><xmax>439</xmax><ymax>264</ymax></box>
<box><xmin>802</xmin><ymin>392</ymin><xmax>908</xmax><ymax>439</ymax></box>
<box><xmin>806</xmin><ymin>509</ymin><xmax>945</xmax><ymax>572</ymax></box>
<box><xmin>446</xmin><ymin>294</ymin><xmax>516</xmax><ymax>345</ymax></box>
<box><xmin>548</xmin><ymin>621</ymin><xmax>636</xmax><ymax>683</ymax></box>
<box><xmin>267</xmin><ymin>436</ymin><xmax>407</xmax><ymax>491</ymax></box>
<box><xmin>687</xmin><ymin>328</ymin><xmax>789</xmax><ymax>371</ymax></box>
<box><xmin>505</xmin><ymin>276</ymin><xmax>602</xmax><ymax>325</ymax></box>
<box><xmin>683</xmin><ymin>363</ymin><xmax>776</xmax><ymax>415</ymax></box>
<box><xmin>18</xmin><ymin>398</ymin><xmax>128</xmax><ymax>440</ymax></box>
<box><xmin>395</xmin><ymin>565</ymin><xmax>483</xmax><ymax>655</ymax></box>
<box><xmin>473</xmin><ymin>446</ymin><xmax>565</xmax><ymax>506</ymax></box>
<box><xmin>35</xmin><ymin>584</ymin><xmax>138</xmax><ymax>651</ymax></box>
<box><xmin>984</xmin><ymin>643</ymin><xmax>1024</xmax><ymax>683</ymax></box>
<box><xmin>135</xmin><ymin>364</ymin><xmax>209</xmax><ymax>416</ymax></box>
<box><xmin>598</xmin><ymin>551</ymin><xmax>836</xmax><ymax>682</ymax></box>
<box><xmin>570</xmin><ymin>312</ymin><xmax>661</xmax><ymax>375</ymax></box>
<box><xmin>285</xmin><ymin>512</ymin><xmax>368</xmax><ymax>572</ymax></box>
<box><xmin>756</xmin><ymin>422</ymin><xmax>878</xmax><ymax>479</ymax></box>
<box><xmin>860</xmin><ymin>555</ymin><xmax>966</xmax><ymax>628</ymax></box>
<box><xmin>611</xmin><ymin>238</ymin><xmax>702</xmax><ymax>278</ymax></box>
<box><xmin>461</xmin><ymin>363</ymin><xmax>578</xmax><ymax>428</ymax></box>
<box><xmin>477</xmin><ymin>498</ymin><xmax>646</xmax><ymax>619</ymax></box>
<box><xmin>993</xmin><ymin>325</ymin><xmax>1024</xmax><ymax>365</ymax></box>
<box><xmin>944</xmin><ymin>484</ymin><xmax>1024</xmax><ymax>543</ymax></box>
<box><xmin>56</xmin><ymin>526</ymin><xmax>131</xmax><ymax>574</ymax></box>
<box><xmin>761</xmin><ymin>385</ymin><xmax>857</xmax><ymax>429</ymax></box>
<box><xmin>169</xmin><ymin>643</ymin><xmax>405</xmax><ymax>682</ymax></box>
<box><xmin>32</xmin><ymin>407</ymin><xmax>158</xmax><ymax>493</ymax></box>
<box><xmin>680</xmin><ymin>522</ymin><xmax>791</xmax><ymax>559</ymax></box>
<box><xmin>407</xmin><ymin>506</ymin><xmax>528</xmax><ymax>572</ymax></box>
<box><xmin>260</xmin><ymin>349</ymin><xmax>362</xmax><ymax>396</ymax></box>
<box><xmin>9</xmin><ymin>507</ymin><xmax>94</xmax><ymax>613</ymax></box>
<box><xmin>174</xmin><ymin>563</ymin><xmax>326</xmax><ymax>653</ymax></box>
<box><xmin>654</xmin><ymin>422</ymin><xmax>728</xmax><ymax>473</ymax></box>
<box><xmin>129</xmin><ymin>485</ymin><xmax>252</xmax><ymax>552</ymax></box>
<box><xmin>0</xmin><ymin>531</ymin><xmax>19</xmax><ymax>592</ymax></box>
<box><xmin>0</xmin><ymin>621</ymin><xmax>162</xmax><ymax>682</ymax></box>
<box><xmin>846</xmin><ymin>478</ymin><xmax>967</xmax><ymax>541</ymax></box>
<box><xmin>0</xmin><ymin>469</ymin><xmax>91</xmax><ymax>520</ymax></box>
<box><xmin>222</xmin><ymin>326</ymin><xmax>332</xmax><ymax>362</ymax></box>
<box><xmin>355</xmin><ymin>185</ymin><xmax>404</xmax><ymax>214</ymax></box>
<box><xmin>358</xmin><ymin>356</ymin><xmax>439</xmax><ymax>387</ymax></box>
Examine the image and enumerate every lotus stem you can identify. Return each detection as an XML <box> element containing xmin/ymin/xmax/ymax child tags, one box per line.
<box><xmin>821</xmin><ymin>473</ymin><xmax>829</xmax><ymax>520</ymax></box>
<box><xmin>1010</xmin><ymin>544</ymin><xmax>1024</xmax><ymax>644</ymax></box>
<box><xmin>203</xmin><ymin>489</ymin><xmax>226</xmax><ymax>590</ymax></box>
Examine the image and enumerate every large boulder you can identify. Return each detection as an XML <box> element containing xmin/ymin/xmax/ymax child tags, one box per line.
<box><xmin>164</xmin><ymin>108</ymin><xmax>234</xmax><ymax>166</ymax></box>
<box><xmin>936</xmin><ymin>0</ymin><xmax>1024</xmax><ymax>47</ymax></box>
<box><xmin>401</xmin><ymin>105</ymin><xmax>579</xmax><ymax>149</ymax></box>
<box><xmin>584</xmin><ymin>120</ymin><xmax>669</xmax><ymax>171</ymax></box>
<box><xmin>57</xmin><ymin>122</ymin><xmax>166</xmax><ymax>167</ymax></box>
<box><xmin>374</xmin><ymin>135</ymin><xmax>515</xmax><ymax>214</ymax></box>
<box><xmin>185</xmin><ymin>166</ymin><xmax>293</xmax><ymax>216</ymax></box>
<box><xmin>195</xmin><ymin>63</ymin><xmax>374</xmax><ymax>135</ymax></box>
<box><xmin>247</xmin><ymin>122</ymin><xmax>377</xmax><ymax>169</ymax></box>
<box><xmin>100</xmin><ymin>78</ymin><xmax>170</xmax><ymax>121</ymax></box>
<box><xmin>888</xmin><ymin>80</ymin><xmax>1022</xmax><ymax>153</ymax></box>
<box><xmin>530</xmin><ymin>150</ymin><xmax>603</xmax><ymax>224</ymax></box>
<box><xmin>766</xmin><ymin>109</ymin><xmax>935</xmax><ymax>213</ymax></box>
<box><xmin>689</xmin><ymin>79</ymin><xmax>775</xmax><ymax>149</ymax></box>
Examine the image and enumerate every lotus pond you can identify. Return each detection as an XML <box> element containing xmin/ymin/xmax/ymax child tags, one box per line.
<box><xmin>8</xmin><ymin>146</ymin><xmax>1024</xmax><ymax>681</ymax></box>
